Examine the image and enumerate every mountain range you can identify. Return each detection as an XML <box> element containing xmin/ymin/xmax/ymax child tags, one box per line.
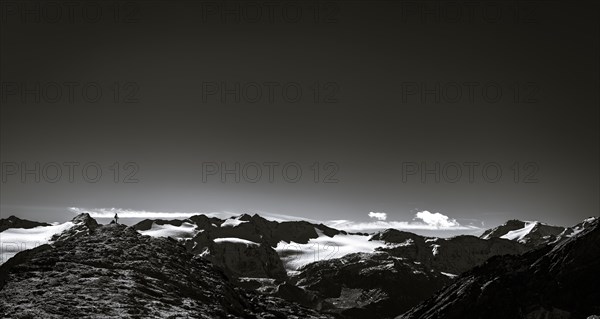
<box><xmin>0</xmin><ymin>213</ymin><xmax>598</xmax><ymax>318</ymax></box>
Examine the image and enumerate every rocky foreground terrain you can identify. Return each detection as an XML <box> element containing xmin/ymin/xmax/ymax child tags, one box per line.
<box><xmin>0</xmin><ymin>214</ymin><xmax>331</xmax><ymax>319</ymax></box>
<box><xmin>0</xmin><ymin>213</ymin><xmax>598</xmax><ymax>318</ymax></box>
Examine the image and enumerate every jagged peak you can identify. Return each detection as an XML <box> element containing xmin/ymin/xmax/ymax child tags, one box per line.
<box><xmin>71</xmin><ymin>212</ymin><xmax>92</xmax><ymax>221</ymax></box>
<box><xmin>480</xmin><ymin>220</ymin><xmax>529</xmax><ymax>240</ymax></box>
<box><xmin>71</xmin><ymin>213</ymin><xmax>98</xmax><ymax>226</ymax></box>
<box><xmin>504</xmin><ymin>219</ymin><xmax>528</xmax><ymax>226</ymax></box>
<box><xmin>237</xmin><ymin>213</ymin><xmax>253</xmax><ymax>221</ymax></box>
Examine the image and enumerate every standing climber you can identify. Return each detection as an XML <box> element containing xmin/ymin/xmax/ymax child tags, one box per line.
<box><xmin>114</xmin><ymin>212</ymin><xmax>119</xmax><ymax>224</ymax></box>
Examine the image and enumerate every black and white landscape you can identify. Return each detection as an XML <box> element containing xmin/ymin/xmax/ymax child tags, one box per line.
<box><xmin>1</xmin><ymin>213</ymin><xmax>598</xmax><ymax>318</ymax></box>
<box><xmin>1</xmin><ymin>1</ymin><xmax>598</xmax><ymax>318</ymax></box>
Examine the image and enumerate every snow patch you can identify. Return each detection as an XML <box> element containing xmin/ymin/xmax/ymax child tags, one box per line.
<box><xmin>583</xmin><ymin>217</ymin><xmax>597</xmax><ymax>223</ymax></box>
<box><xmin>220</xmin><ymin>218</ymin><xmax>248</xmax><ymax>228</ymax></box>
<box><xmin>500</xmin><ymin>221</ymin><xmax>537</xmax><ymax>243</ymax></box>
<box><xmin>481</xmin><ymin>277</ymin><xmax>498</xmax><ymax>291</ymax></box>
<box><xmin>238</xmin><ymin>277</ymin><xmax>276</xmax><ymax>284</ymax></box>
<box><xmin>213</xmin><ymin>237</ymin><xmax>259</xmax><ymax>246</ymax></box>
<box><xmin>387</xmin><ymin>238</ymin><xmax>414</xmax><ymax>248</ymax></box>
<box><xmin>441</xmin><ymin>272</ymin><xmax>457</xmax><ymax>278</ymax></box>
<box><xmin>567</xmin><ymin>227</ymin><xmax>583</xmax><ymax>238</ymax></box>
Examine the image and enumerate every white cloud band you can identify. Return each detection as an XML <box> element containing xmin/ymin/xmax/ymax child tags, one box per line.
<box><xmin>329</xmin><ymin>210</ymin><xmax>477</xmax><ymax>232</ymax></box>
<box><xmin>70</xmin><ymin>207</ymin><xmax>478</xmax><ymax>233</ymax></box>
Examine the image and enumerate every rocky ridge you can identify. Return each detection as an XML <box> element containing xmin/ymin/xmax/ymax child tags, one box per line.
<box><xmin>0</xmin><ymin>215</ymin><xmax>51</xmax><ymax>232</ymax></box>
<box><xmin>0</xmin><ymin>214</ymin><xmax>332</xmax><ymax>319</ymax></box>
<box><xmin>397</xmin><ymin>218</ymin><xmax>600</xmax><ymax>319</ymax></box>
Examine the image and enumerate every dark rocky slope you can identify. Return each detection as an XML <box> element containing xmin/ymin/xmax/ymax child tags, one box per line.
<box><xmin>397</xmin><ymin>217</ymin><xmax>600</xmax><ymax>319</ymax></box>
<box><xmin>190</xmin><ymin>237</ymin><xmax>288</xmax><ymax>280</ymax></box>
<box><xmin>292</xmin><ymin>252</ymin><xmax>452</xmax><ymax>318</ymax></box>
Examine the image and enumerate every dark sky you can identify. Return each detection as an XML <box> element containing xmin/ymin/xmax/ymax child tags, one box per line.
<box><xmin>1</xmin><ymin>1</ymin><xmax>598</xmax><ymax>229</ymax></box>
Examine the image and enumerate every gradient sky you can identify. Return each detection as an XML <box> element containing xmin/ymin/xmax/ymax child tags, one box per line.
<box><xmin>1</xmin><ymin>1</ymin><xmax>598</xmax><ymax>231</ymax></box>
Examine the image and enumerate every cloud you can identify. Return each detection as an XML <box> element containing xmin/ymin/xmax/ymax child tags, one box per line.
<box><xmin>368</xmin><ymin>212</ymin><xmax>387</xmax><ymax>221</ymax></box>
<box><xmin>414</xmin><ymin>210</ymin><xmax>460</xmax><ymax>228</ymax></box>
<box><xmin>325</xmin><ymin>210</ymin><xmax>479</xmax><ymax>232</ymax></box>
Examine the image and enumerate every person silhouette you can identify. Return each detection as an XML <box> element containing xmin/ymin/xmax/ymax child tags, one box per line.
<box><xmin>114</xmin><ymin>213</ymin><xmax>119</xmax><ymax>224</ymax></box>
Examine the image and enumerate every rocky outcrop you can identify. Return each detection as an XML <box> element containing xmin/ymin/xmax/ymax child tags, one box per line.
<box><xmin>398</xmin><ymin>218</ymin><xmax>600</xmax><ymax>319</ymax></box>
<box><xmin>555</xmin><ymin>217</ymin><xmax>598</xmax><ymax>241</ymax></box>
<box><xmin>0</xmin><ymin>219</ymin><xmax>332</xmax><ymax>318</ymax></box>
<box><xmin>195</xmin><ymin>240</ymin><xmax>288</xmax><ymax>280</ymax></box>
<box><xmin>51</xmin><ymin>213</ymin><xmax>99</xmax><ymax>242</ymax></box>
<box><xmin>0</xmin><ymin>215</ymin><xmax>51</xmax><ymax>232</ymax></box>
<box><xmin>292</xmin><ymin>251</ymin><xmax>452</xmax><ymax>318</ymax></box>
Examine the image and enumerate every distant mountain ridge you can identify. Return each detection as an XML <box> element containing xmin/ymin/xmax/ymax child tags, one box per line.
<box><xmin>372</xmin><ymin>229</ymin><xmax>530</xmax><ymax>274</ymax></box>
<box><xmin>133</xmin><ymin>213</ymin><xmax>346</xmax><ymax>246</ymax></box>
<box><xmin>0</xmin><ymin>215</ymin><xmax>51</xmax><ymax>232</ymax></box>
<box><xmin>133</xmin><ymin>213</ymin><xmax>349</xmax><ymax>280</ymax></box>
<box><xmin>480</xmin><ymin>217</ymin><xmax>597</xmax><ymax>248</ymax></box>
